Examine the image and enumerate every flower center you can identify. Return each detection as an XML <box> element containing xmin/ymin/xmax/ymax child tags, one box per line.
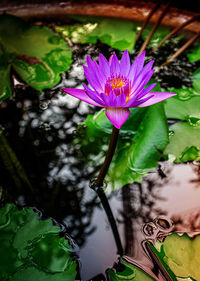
<box><xmin>104</xmin><ymin>74</ymin><xmax>131</xmax><ymax>103</ymax></box>
<box><xmin>108</xmin><ymin>74</ymin><xmax>127</xmax><ymax>90</ymax></box>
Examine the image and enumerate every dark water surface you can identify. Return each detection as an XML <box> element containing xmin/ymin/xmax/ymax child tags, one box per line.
<box><xmin>0</xmin><ymin>39</ymin><xmax>200</xmax><ymax>280</ymax></box>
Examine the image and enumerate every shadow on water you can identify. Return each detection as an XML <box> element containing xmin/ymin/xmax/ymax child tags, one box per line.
<box><xmin>0</xmin><ymin>41</ymin><xmax>200</xmax><ymax>280</ymax></box>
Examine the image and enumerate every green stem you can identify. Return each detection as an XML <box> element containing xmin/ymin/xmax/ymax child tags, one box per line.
<box><xmin>91</xmin><ymin>126</ymin><xmax>123</xmax><ymax>255</ymax></box>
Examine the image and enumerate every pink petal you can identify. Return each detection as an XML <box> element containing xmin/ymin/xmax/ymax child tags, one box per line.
<box><xmin>105</xmin><ymin>107</ymin><xmax>130</xmax><ymax>129</ymax></box>
<box><xmin>128</xmin><ymin>51</ymin><xmax>146</xmax><ymax>82</ymax></box>
<box><xmin>83</xmin><ymin>84</ymin><xmax>105</xmax><ymax>106</ymax></box>
<box><xmin>83</xmin><ymin>66</ymin><xmax>103</xmax><ymax>92</ymax></box>
<box><xmin>99</xmin><ymin>53</ymin><xmax>110</xmax><ymax>78</ymax></box>
<box><xmin>135</xmin><ymin>92</ymin><xmax>176</xmax><ymax>107</ymax></box>
<box><xmin>62</xmin><ymin>88</ymin><xmax>103</xmax><ymax>107</ymax></box>
<box><xmin>120</xmin><ymin>50</ymin><xmax>130</xmax><ymax>76</ymax></box>
<box><xmin>110</xmin><ymin>53</ymin><xmax>120</xmax><ymax>74</ymax></box>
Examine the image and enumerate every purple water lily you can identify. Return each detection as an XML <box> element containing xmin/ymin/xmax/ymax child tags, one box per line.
<box><xmin>63</xmin><ymin>50</ymin><xmax>176</xmax><ymax>129</ymax></box>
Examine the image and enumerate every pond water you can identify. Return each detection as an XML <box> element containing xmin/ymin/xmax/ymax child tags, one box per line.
<box><xmin>0</xmin><ymin>16</ymin><xmax>200</xmax><ymax>281</ymax></box>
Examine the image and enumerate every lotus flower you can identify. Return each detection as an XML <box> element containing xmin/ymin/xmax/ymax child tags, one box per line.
<box><xmin>63</xmin><ymin>50</ymin><xmax>176</xmax><ymax>129</ymax></box>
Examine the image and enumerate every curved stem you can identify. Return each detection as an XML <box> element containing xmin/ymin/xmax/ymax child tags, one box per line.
<box><xmin>91</xmin><ymin>126</ymin><xmax>123</xmax><ymax>255</ymax></box>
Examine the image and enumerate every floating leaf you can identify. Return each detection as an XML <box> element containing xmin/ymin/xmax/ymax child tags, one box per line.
<box><xmin>163</xmin><ymin>86</ymin><xmax>200</xmax><ymax>162</ymax></box>
<box><xmin>0</xmin><ymin>204</ymin><xmax>77</xmax><ymax>281</ymax></box>
<box><xmin>164</xmin><ymin>91</ymin><xmax>200</xmax><ymax>121</ymax></box>
<box><xmin>150</xmin><ymin>233</ymin><xmax>200</xmax><ymax>280</ymax></box>
<box><xmin>0</xmin><ymin>14</ymin><xmax>72</xmax><ymax>101</ymax></box>
<box><xmin>164</xmin><ymin>122</ymin><xmax>200</xmax><ymax>162</ymax></box>
<box><xmin>56</xmin><ymin>18</ymin><xmax>138</xmax><ymax>52</ymax></box>
<box><xmin>107</xmin><ymin>258</ymin><xmax>156</xmax><ymax>281</ymax></box>
<box><xmin>187</xmin><ymin>42</ymin><xmax>200</xmax><ymax>62</ymax></box>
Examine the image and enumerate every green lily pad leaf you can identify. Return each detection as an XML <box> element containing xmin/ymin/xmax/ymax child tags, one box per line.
<box><xmin>141</xmin><ymin>25</ymin><xmax>170</xmax><ymax>47</ymax></box>
<box><xmin>164</xmin><ymin>86</ymin><xmax>200</xmax><ymax>162</ymax></box>
<box><xmin>164</xmin><ymin>122</ymin><xmax>200</xmax><ymax>162</ymax></box>
<box><xmin>164</xmin><ymin>90</ymin><xmax>200</xmax><ymax>121</ymax></box>
<box><xmin>187</xmin><ymin>42</ymin><xmax>200</xmax><ymax>62</ymax></box>
<box><xmin>150</xmin><ymin>233</ymin><xmax>200</xmax><ymax>280</ymax></box>
<box><xmin>0</xmin><ymin>204</ymin><xmax>77</xmax><ymax>281</ymax></box>
<box><xmin>107</xmin><ymin>258</ymin><xmax>156</xmax><ymax>281</ymax></box>
<box><xmin>78</xmin><ymin>100</ymin><xmax>168</xmax><ymax>190</ymax></box>
<box><xmin>0</xmin><ymin>14</ymin><xmax>72</xmax><ymax>99</ymax></box>
<box><xmin>56</xmin><ymin>18</ymin><xmax>138</xmax><ymax>52</ymax></box>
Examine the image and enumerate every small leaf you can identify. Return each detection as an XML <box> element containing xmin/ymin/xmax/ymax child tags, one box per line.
<box><xmin>0</xmin><ymin>14</ymin><xmax>72</xmax><ymax>96</ymax></box>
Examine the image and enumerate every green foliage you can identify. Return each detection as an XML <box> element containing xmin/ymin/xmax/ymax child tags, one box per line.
<box><xmin>187</xmin><ymin>42</ymin><xmax>200</xmax><ymax>62</ymax></box>
<box><xmin>0</xmin><ymin>204</ymin><xmax>77</xmax><ymax>281</ymax></box>
<box><xmin>0</xmin><ymin>14</ymin><xmax>72</xmax><ymax>101</ymax></box>
<box><xmin>150</xmin><ymin>233</ymin><xmax>200</xmax><ymax>280</ymax></box>
<box><xmin>164</xmin><ymin>122</ymin><xmax>200</xmax><ymax>162</ymax></box>
<box><xmin>164</xmin><ymin>89</ymin><xmax>200</xmax><ymax>121</ymax></box>
<box><xmin>164</xmin><ymin>87</ymin><xmax>200</xmax><ymax>162</ymax></box>
<box><xmin>78</xmin><ymin>101</ymin><xmax>168</xmax><ymax>190</ymax></box>
<box><xmin>107</xmin><ymin>258</ymin><xmax>155</xmax><ymax>281</ymax></box>
<box><xmin>56</xmin><ymin>18</ymin><xmax>138</xmax><ymax>52</ymax></box>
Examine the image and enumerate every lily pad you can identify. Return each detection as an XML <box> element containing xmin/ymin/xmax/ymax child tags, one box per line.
<box><xmin>56</xmin><ymin>18</ymin><xmax>138</xmax><ymax>52</ymax></box>
<box><xmin>0</xmin><ymin>14</ymin><xmax>72</xmax><ymax>101</ymax></box>
<box><xmin>164</xmin><ymin>90</ymin><xmax>200</xmax><ymax>121</ymax></box>
<box><xmin>150</xmin><ymin>233</ymin><xmax>200</xmax><ymax>280</ymax></box>
<box><xmin>164</xmin><ymin>122</ymin><xmax>200</xmax><ymax>162</ymax></box>
<box><xmin>0</xmin><ymin>204</ymin><xmax>77</xmax><ymax>281</ymax></box>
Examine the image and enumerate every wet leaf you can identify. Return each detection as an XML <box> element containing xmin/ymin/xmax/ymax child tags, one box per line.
<box><xmin>56</xmin><ymin>18</ymin><xmax>138</xmax><ymax>52</ymax></box>
<box><xmin>164</xmin><ymin>86</ymin><xmax>200</xmax><ymax>162</ymax></box>
<box><xmin>164</xmin><ymin>89</ymin><xmax>200</xmax><ymax>121</ymax></box>
<box><xmin>0</xmin><ymin>204</ymin><xmax>77</xmax><ymax>281</ymax></box>
<box><xmin>150</xmin><ymin>233</ymin><xmax>200</xmax><ymax>280</ymax></box>
<box><xmin>187</xmin><ymin>42</ymin><xmax>200</xmax><ymax>62</ymax></box>
<box><xmin>164</xmin><ymin>122</ymin><xmax>200</xmax><ymax>162</ymax></box>
<box><xmin>0</xmin><ymin>14</ymin><xmax>72</xmax><ymax>100</ymax></box>
<box><xmin>107</xmin><ymin>258</ymin><xmax>156</xmax><ymax>281</ymax></box>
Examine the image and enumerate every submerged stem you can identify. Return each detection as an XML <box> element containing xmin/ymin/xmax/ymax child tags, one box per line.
<box><xmin>91</xmin><ymin>126</ymin><xmax>123</xmax><ymax>255</ymax></box>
